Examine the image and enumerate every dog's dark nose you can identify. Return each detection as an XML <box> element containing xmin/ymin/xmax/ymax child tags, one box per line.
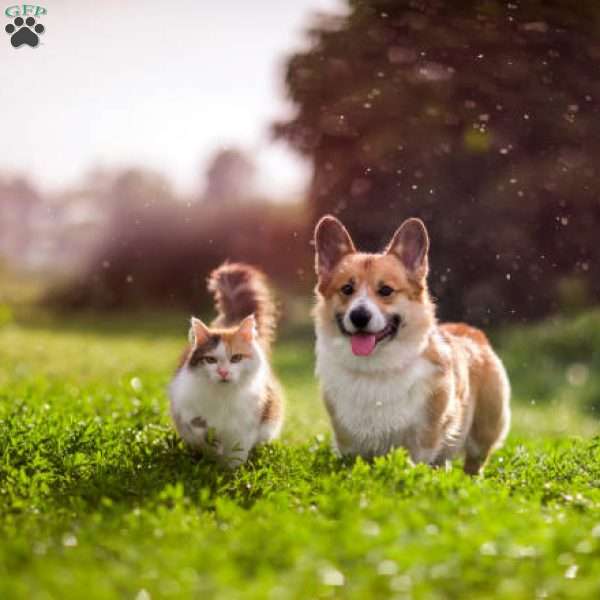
<box><xmin>349</xmin><ymin>306</ymin><xmax>371</xmax><ymax>329</ymax></box>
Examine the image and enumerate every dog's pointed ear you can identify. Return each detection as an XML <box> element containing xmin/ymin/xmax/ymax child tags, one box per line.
<box><xmin>314</xmin><ymin>215</ymin><xmax>356</xmax><ymax>277</ymax></box>
<box><xmin>386</xmin><ymin>218</ymin><xmax>429</xmax><ymax>279</ymax></box>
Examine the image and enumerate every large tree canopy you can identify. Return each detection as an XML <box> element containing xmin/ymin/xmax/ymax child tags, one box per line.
<box><xmin>275</xmin><ymin>0</ymin><xmax>600</xmax><ymax>323</ymax></box>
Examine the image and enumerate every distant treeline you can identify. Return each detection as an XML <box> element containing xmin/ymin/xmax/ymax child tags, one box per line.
<box><xmin>47</xmin><ymin>170</ymin><xmax>312</xmax><ymax>312</ymax></box>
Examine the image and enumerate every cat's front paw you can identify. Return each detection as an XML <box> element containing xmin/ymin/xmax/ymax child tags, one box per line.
<box><xmin>184</xmin><ymin>416</ymin><xmax>210</xmax><ymax>450</ymax></box>
<box><xmin>212</xmin><ymin>437</ymin><xmax>225</xmax><ymax>457</ymax></box>
<box><xmin>190</xmin><ymin>416</ymin><xmax>207</xmax><ymax>429</ymax></box>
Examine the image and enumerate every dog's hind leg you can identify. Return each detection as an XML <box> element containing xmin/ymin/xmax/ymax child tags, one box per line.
<box><xmin>464</xmin><ymin>353</ymin><xmax>511</xmax><ymax>475</ymax></box>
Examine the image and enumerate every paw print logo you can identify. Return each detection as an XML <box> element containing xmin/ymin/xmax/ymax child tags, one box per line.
<box><xmin>5</xmin><ymin>16</ymin><xmax>45</xmax><ymax>48</ymax></box>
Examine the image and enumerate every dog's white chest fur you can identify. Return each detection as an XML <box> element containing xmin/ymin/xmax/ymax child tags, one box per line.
<box><xmin>316</xmin><ymin>334</ymin><xmax>439</xmax><ymax>459</ymax></box>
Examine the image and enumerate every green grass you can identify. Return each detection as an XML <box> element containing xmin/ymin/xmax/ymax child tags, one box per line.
<box><xmin>1</xmin><ymin>309</ymin><xmax>600</xmax><ymax>599</ymax></box>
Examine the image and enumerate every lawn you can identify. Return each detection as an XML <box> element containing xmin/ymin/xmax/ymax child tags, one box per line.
<box><xmin>1</xmin><ymin>308</ymin><xmax>599</xmax><ymax>599</ymax></box>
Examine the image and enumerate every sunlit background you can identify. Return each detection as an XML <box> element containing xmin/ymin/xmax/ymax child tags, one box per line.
<box><xmin>2</xmin><ymin>0</ymin><xmax>600</xmax><ymax>316</ymax></box>
<box><xmin>0</xmin><ymin>0</ymin><xmax>344</xmax><ymax>197</ymax></box>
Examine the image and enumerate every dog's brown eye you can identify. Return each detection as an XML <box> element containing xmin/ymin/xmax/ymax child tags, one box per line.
<box><xmin>230</xmin><ymin>354</ymin><xmax>243</xmax><ymax>363</ymax></box>
<box><xmin>341</xmin><ymin>283</ymin><xmax>354</xmax><ymax>296</ymax></box>
<box><xmin>203</xmin><ymin>356</ymin><xmax>217</xmax><ymax>364</ymax></box>
<box><xmin>378</xmin><ymin>285</ymin><xmax>394</xmax><ymax>297</ymax></box>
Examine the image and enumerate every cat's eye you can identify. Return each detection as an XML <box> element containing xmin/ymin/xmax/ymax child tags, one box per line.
<box><xmin>230</xmin><ymin>354</ymin><xmax>243</xmax><ymax>363</ymax></box>
<box><xmin>378</xmin><ymin>285</ymin><xmax>394</xmax><ymax>297</ymax></box>
<box><xmin>203</xmin><ymin>356</ymin><xmax>217</xmax><ymax>364</ymax></box>
<box><xmin>341</xmin><ymin>283</ymin><xmax>354</xmax><ymax>296</ymax></box>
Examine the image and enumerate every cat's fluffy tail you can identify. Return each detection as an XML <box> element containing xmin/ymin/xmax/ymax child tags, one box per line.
<box><xmin>207</xmin><ymin>263</ymin><xmax>278</xmax><ymax>351</ymax></box>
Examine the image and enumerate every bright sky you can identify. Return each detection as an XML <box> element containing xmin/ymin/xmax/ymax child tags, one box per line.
<box><xmin>0</xmin><ymin>0</ymin><xmax>342</xmax><ymax>198</ymax></box>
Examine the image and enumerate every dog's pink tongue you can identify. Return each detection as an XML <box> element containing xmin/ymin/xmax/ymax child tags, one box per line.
<box><xmin>351</xmin><ymin>334</ymin><xmax>376</xmax><ymax>356</ymax></box>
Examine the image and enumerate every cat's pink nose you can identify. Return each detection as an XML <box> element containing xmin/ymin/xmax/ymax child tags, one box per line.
<box><xmin>217</xmin><ymin>367</ymin><xmax>229</xmax><ymax>379</ymax></box>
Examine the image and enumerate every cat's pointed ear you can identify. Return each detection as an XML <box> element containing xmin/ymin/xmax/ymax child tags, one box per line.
<box><xmin>238</xmin><ymin>314</ymin><xmax>256</xmax><ymax>343</ymax></box>
<box><xmin>189</xmin><ymin>317</ymin><xmax>210</xmax><ymax>346</ymax></box>
<box><xmin>386</xmin><ymin>218</ymin><xmax>429</xmax><ymax>280</ymax></box>
<box><xmin>314</xmin><ymin>215</ymin><xmax>356</xmax><ymax>279</ymax></box>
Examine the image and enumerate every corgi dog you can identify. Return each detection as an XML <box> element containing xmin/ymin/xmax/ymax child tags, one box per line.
<box><xmin>169</xmin><ymin>263</ymin><xmax>283</xmax><ymax>467</ymax></box>
<box><xmin>313</xmin><ymin>216</ymin><xmax>510</xmax><ymax>474</ymax></box>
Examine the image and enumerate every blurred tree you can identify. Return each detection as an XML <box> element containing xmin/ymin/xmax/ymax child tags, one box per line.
<box><xmin>274</xmin><ymin>0</ymin><xmax>600</xmax><ymax>323</ymax></box>
<box><xmin>202</xmin><ymin>148</ymin><xmax>256</xmax><ymax>204</ymax></box>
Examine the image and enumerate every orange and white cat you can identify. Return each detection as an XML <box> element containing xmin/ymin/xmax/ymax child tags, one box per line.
<box><xmin>313</xmin><ymin>215</ymin><xmax>510</xmax><ymax>474</ymax></box>
<box><xmin>169</xmin><ymin>263</ymin><xmax>283</xmax><ymax>466</ymax></box>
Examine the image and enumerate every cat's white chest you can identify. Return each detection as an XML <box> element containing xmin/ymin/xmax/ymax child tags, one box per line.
<box><xmin>316</xmin><ymin>338</ymin><xmax>438</xmax><ymax>458</ymax></box>
<box><xmin>169</xmin><ymin>369</ymin><xmax>261</xmax><ymax>461</ymax></box>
